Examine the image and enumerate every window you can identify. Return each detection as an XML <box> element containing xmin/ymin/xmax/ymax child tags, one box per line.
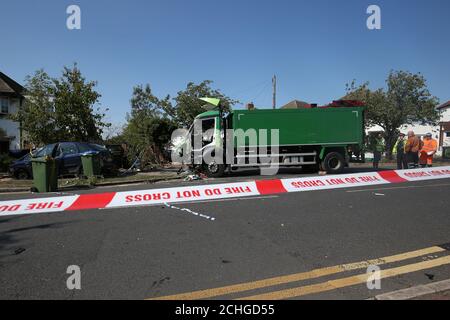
<box><xmin>59</xmin><ymin>143</ymin><xmax>78</xmax><ymax>155</ymax></box>
<box><xmin>0</xmin><ymin>98</ymin><xmax>9</xmax><ymax>114</ymax></box>
<box><xmin>202</xmin><ymin>118</ymin><xmax>215</xmax><ymax>143</ymax></box>
<box><xmin>78</xmin><ymin>143</ymin><xmax>106</xmax><ymax>153</ymax></box>
<box><xmin>35</xmin><ymin>144</ymin><xmax>57</xmax><ymax>157</ymax></box>
<box><xmin>77</xmin><ymin>143</ymin><xmax>91</xmax><ymax>153</ymax></box>
<box><xmin>446</xmin><ymin>132</ymin><xmax>450</xmax><ymax>138</ymax></box>
<box><xmin>89</xmin><ymin>144</ymin><xmax>107</xmax><ymax>151</ymax></box>
<box><xmin>202</xmin><ymin>119</ymin><xmax>216</xmax><ymax>132</ymax></box>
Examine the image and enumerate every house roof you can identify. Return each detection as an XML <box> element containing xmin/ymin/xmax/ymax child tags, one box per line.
<box><xmin>0</xmin><ymin>71</ymin><xmax>24</xmax><ymax>97</ymax></box>
<box><xmin>437</xmin><ymin>101</ymin><xmax>450</xmax><ymax>110</ymax></box>
<box><xmin>281</xmin><ymin>100</ymin><xmax>311</xmax><ymax>109</ymax></box>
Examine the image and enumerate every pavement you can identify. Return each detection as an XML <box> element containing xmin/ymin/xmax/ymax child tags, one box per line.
<box><xmin>374</xmin><ymin>279</ymin><xmax>450</xmax><ymax>300</ymax></box>
<box><xmin>411</xmin><ymin>290</ymin><xmax>450</xmax><ymax>300</ymax></box>
<box><xmin>0</xmin><ymin>171</ymin><xmax>180</xmax><ymax>194</ymax></box>
<box><xmin>0</xmin><ymin>167</ymin><xmax>449</xmax><ymax>299</ymax></box>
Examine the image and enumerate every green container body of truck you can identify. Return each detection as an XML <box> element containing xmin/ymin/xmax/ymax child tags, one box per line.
<box><xmin>231</xmin><ymin>107</ymin><xmax>364</xmax><ymax>147</ymax></box>
<box><xmin>183</xmin><ymin>100</ymin><xmax>366</xmax><ymax>177</ymax></box>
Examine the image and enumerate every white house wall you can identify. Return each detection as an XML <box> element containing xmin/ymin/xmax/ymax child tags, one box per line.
<box><xmin>440</xmin><ymin>108</ymin><xmax>450</xmax><ymax>122</ymax></box>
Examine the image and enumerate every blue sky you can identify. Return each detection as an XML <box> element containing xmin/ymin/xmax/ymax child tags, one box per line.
<box><xmin>1</xmin><ymin>0</ymin><xmax>449</xmax><ymax>127</ymax></box>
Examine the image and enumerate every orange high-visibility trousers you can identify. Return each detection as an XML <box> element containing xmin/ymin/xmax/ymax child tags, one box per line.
<box><xmin>419</xmin><ymin>138</ymin><xmax>438</xmax><ymax>166</ymax></box>
<box><xmin>419</xmin><ymin>152</ymin><xmax>434</xmax><ymax>165</ymax></box>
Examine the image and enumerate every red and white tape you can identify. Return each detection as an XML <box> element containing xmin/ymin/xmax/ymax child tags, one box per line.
<box><xmin>1</xmin><ymin>166</ymin><xmax>449</xmax><ymax>217</ymax></box>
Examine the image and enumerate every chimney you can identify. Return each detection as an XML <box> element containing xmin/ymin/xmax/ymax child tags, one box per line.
<box><xmin>246</xmin><ymin>102</ymin><xmax>255</xmax><ymax>110</ymax></box>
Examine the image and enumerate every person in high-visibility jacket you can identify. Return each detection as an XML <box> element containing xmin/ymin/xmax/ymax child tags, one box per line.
<box><xmin>393</xmin><ymin>133</ymin><xmax>408</xmax><ymax>169</ymax></box>
<box><xmin>419</xmin><ymin>133</ymin><xmax>438</xmax><ymax>167</ymax></box>
<box><xmin>372</xmin><ymin>133</ymin><xmax>385</xmax><ymax>169</ymax></box>
<box><xmin>405</xmin><ymin>131</ymin><xmax>422</xmax><ymax>168</ymax></box>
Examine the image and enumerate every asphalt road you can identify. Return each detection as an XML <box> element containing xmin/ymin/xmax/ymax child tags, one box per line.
<box><xmin>0</xmin><ymin>171</ymin><xmax>450</xmax><ymax>300</ymax></box>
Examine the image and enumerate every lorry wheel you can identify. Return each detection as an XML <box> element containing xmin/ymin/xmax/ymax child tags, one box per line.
<box><xmin>204</xmin><ymin>161</ymin><xmax>225</xmax><ymax>178</ymax></box>
<box><xmin>322</xmin><ymin>152</ymin><xmax>345</xmax><ymax>174</ymax></box>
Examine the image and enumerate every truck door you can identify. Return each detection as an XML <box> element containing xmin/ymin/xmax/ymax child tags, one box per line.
<box><xmin>191</xmin><ymin>117</ymin><xmax>216</xmax><ymax>164</ymax></box>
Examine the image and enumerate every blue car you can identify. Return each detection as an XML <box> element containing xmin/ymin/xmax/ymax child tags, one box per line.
<box><xmin>9</xmin><ymin>142</ymin><xmax>116</xmax><ymax>179</ymax></box>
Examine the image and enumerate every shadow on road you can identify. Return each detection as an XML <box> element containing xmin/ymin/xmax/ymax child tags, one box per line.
<box><xmin>225</xmin><ymin>166</ymin><xmax>394</xmax><ymax>178</ymax></box>
<box><xmin>0</xmin><ymin>221</ymin><xmax>76</xmax><ymax>259</ymax></box>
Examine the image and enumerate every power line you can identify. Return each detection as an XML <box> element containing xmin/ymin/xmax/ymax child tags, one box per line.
<box><xmin>272</xmin><ymin>75</ymin><xmax>277</xmax><ymax>109</ymax></box>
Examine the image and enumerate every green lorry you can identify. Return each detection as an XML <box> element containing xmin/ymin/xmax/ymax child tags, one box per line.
<box><xmin>179</xmin><ymin>99</ymin><xmax>366</xmax><ymax>177</ymax></box>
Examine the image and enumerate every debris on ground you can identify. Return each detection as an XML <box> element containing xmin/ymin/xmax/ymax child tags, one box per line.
<box><xmin>184</xmin><ymin>174</ymin><xmax>202</xmax><ymax>181</ymax></box>
<box><xmin>178</xmin><ymin>165</ymin><xmax>208</xmax><ymax>181</ymax></box>
<box><xmin>425</xmin><ymin>273</ymin><xmax>435</xmax><ymax>280</ymax></box>
<box><xmin>177</xmin><ymin>167</ymin><xmax>194</xmax><ymax>176</ymax></box>
<box><xmin>14</xmin><ymin>248</ymin><xmax>26</xmax><ymax>255</ymax></box>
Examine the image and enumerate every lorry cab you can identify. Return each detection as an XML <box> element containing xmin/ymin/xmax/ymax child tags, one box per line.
<box><xmin>188</xmin><ymin>110</ymin><xmax>222</xmax><ymax>170</ymax></box>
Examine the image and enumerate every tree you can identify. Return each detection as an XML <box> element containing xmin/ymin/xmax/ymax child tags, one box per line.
<box><xmin>120</xmin><ymin>81</ymin><xmax>238</xmax><ymax>165</ymax></box>
<box><xmin>52</xmin><ymin>64</ymin><xmax>110</xmax><ymax>142</ymax></box>
<box><xmin>121</xmin><ymin>85</ymin><xmax>176</xmax><ymax>163</ymax></box>
<box><xmin>343</xmin><ymin>70</ymin><xmax>440</xmax><ymax>158</ymax></box>
<box><xmin>171</xmin><ymin>80</ymin><xmax>239</xmax><ymax>127</ymax></box>
<box><xmin>130</xmin><ymin>84</ymin><xmax>165</xmax><ymax>116</ymax></box>
<box><xmin>13</xmin><ymin>66</ymin><xmax>110</xmax><ymax>146</ymax></box>
<box><xmin>10</xmin><ymin>70</ymin><xmax>56</xmax><ymax>146</ymax></box>
<box><xmin>122</xmin><ymin>113</ymin><xmax>175</xmax><ymax>159</ymax></box>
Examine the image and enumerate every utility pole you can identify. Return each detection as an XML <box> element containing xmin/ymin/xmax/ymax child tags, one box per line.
<box><xmin>272</xmin><ymin>75</ymin><xmax>277</xmax><ymax>109</ymax></box>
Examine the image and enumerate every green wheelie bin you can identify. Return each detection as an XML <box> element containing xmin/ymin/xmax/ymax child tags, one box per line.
<box><xmin>81</xmin><ymin>152</ymin><xmax>101</xmax><ymax>177</ymax></box>
<box><xmin>31</xmin><ymin>157</ymin><xmax>58</xmax><ymax>193</ymax></box>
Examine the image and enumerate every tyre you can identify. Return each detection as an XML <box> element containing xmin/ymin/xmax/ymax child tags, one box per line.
<box><xmin>15</xmin><ymin>169</ymin><xmax>31</xmax><ymax>180</ymax></box>
<box><xmin>203</xmin><ymin>161</ymin><xmax>225</xmax><ymax>178</ymax></box>
<box><xmin>322</xmin><ymin>152</ymin><xmax>345</xmax><ymax>174</ymax></box>
<box><xmin>202</xmin><ymin>148</ymin><xmax>225</xmax><ymax>178</ymax></box>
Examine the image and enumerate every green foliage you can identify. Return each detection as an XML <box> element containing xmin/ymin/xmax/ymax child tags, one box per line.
<box><xmin>119</xmin><ymin>85</ymin><xmax>177</xmax><ymax>162</ymax></box>
<box><xmin>103</xmin><ymin>132</ymin><xmax>125</xmax><ymax>145</ymax></box>
<box><xmin>170</xmin><ymin>80</ymin><xmax>239</xmax><ymax>127</ymax></box>
<box><xmin>52</xmin><ymin>64</ymin><xmax>110</xmax><ymax>142</ymax></box>
<box><xmin>122</xmin><ymin>110</ymin><xmax>176</xmax><ymax>160</ymax></box>
<box><xmin>13</xmin><ymin>65</ymin><xmax>110</xmax><ymax>146</ymax></box>
<box><xmin>0</xmin><ymin>154</ymin><xmax>13</xmax><ymax>172</ymax></box>
<box><xmin>10</xmin><ymin>70</ymin><xmax>55</xmax><ymax>145</ymax></box>
<box><xmin>344</xmin><ymin>70</ymin><xmax>440</xmax><ymax>157</ymax></box>
<box><xmin>130</xmin><ymin>84</ymin><xmax>164</xmax><ymax>116</ymax></box>
<box><xmin>113</xmin><ymin>80</ymin><xmax>238</xmax><ymax>165</ymax></box>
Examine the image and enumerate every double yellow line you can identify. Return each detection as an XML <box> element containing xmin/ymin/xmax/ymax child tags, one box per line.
<box><xmin>149</xmin><ymin>245</ymin><xmax>449</xmax><ymax>300</ymax></box>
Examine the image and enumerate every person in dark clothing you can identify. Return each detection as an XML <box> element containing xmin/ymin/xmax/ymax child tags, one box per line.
<box><xmin>393</xmin><ymin>133</ymin><xmax>408</xmax><ymax>170</ymax></box>
<box><xmin>372</xmin><ymin>133</ymin><xmax>385</xmax><ymax>169</ymax></box>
